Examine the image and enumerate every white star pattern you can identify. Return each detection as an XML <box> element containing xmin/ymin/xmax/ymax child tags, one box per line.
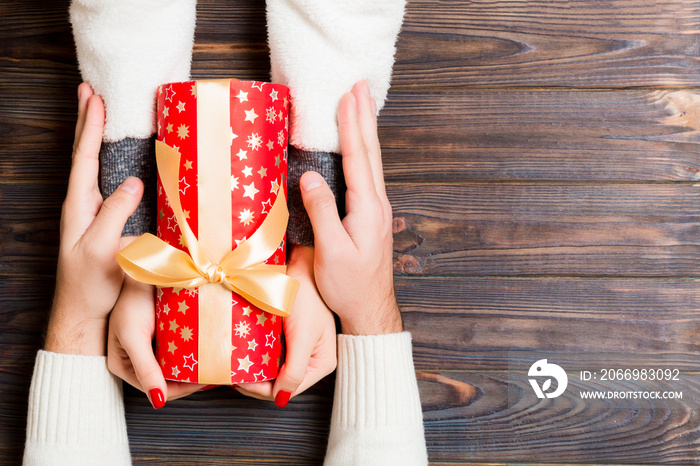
<box><xmin>270</xmin><ymin>179</ymin><xmax>280</xmax><ymax>194</ymax></box>
<box><xmin>183</xmin><ymin>353</ymin><xmax>198</xmax><ymax>371</ymax></box>
<box><xmin>237</xmin><ymin>355</ymin><xmax>253</xmax><ymax>373</ymax></box>
<box><xmin>165</xmin><ymin>85</ymin><xmax>175</xmax><ymax>102</ymax></box>
<box><xmin>231</xmin><ymin>175</ymin><xmax>239</xmax><ymax>191</ymax></box>
<box><xmin>238</xmin><ymin>208</ymin><xmax>254</xmax><ymax>226</ymax></box>
<box><xmin>243</xmin><ymin>182</ymin><xmax>259</xmax><ymax>200</ymax></box>
<box><xmin>177</xmin><ymin>101</ymin><xmax>186</xmax><ymax>113</ymax></box>
<box><xmin>234</xmin><ymin>236</ymin><xmax>247</xmax><ymax>247</ymax></box>
<box><xmin>172</xmin><ymin>365</ymin><xmax>180</xmax><ymax>377</ymax></box>
<box><xmin>244</xmin><ymin>108</ymin><xmax>258</xmax><ymax>124</ymax></box>
<box><xmin>247</xmin><ymin>133</ymin><xmax>262</xmax><ymax>151</ymax></box>
<box><xmin>248</xmin><ymin>339</ymin><xmax>258</xmax><ymax>351</ymax></box>
<box><xmin>251</xmin><ymin>81</ymin><xmax>265</xmax><ymax>91</ymax></box>
<box><xmin>167</xmin><ymin>215</ymin><xmax>177</xmax><ymax>232</ymax></box>
<box><xmin>234</xmin><ymin>320</ymin><xmax>251</xmax><ymax>338</ymax></box>
<box><xmin>254</xmin><ymin>369</ymin><xmax>266</xmax><ymax>382</ymax></box>
<box><xmin>261</xmin><ymin>198</ymin><xmax>272</xmax><ymax>214</ymax></box>
<box><xmin>236</xmin><ymin>90</ymin><xmax>248</xmax><ymax>103</ymax></box>
<box><xmin>179</xmin><ymin>177</ymin><xmax>190</xmax><ymax>195</ymax></box>
<box><xmin>229</xmin><ymin>127</ymin><xmax>238</xmax><ymax>146</ymax></box>
<box><xmin>269</xmin><ymin>89</ymin><xmax>278</xmax><ymax>101</ymax></box>
<box><xmin>265</xmin><ymin>331</ymin><xmax>276</xmax><ymax>348</ymax></box>
<box><xmin>242</xmin><ymin>166</ymin><xmax>253</xmax><ymax>177</ymax></box>
<box><xmin>236</xmin><ymin>149</ymin><xmax>247</xmax><ymax>160</ymax></box>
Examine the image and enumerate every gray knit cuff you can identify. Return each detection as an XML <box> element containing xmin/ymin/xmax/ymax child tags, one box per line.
<box><xmin>99</xmin><ymin>137</ymin><xmax>157</xmax><ymax>237</ymax></box>
<box><xmin>287</xmin><ymin>147</ymin><xmax>346</xmax><ymax>246</ymax></box>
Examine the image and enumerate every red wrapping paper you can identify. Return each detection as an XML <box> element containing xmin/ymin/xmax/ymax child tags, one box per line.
<box><xmin>154</xmin><ymin>80</ymin><xmax>290</xmax><ymax>384</ymax></box>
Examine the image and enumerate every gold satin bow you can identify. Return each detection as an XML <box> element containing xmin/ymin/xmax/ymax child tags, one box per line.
<box><xmin>116</xmin><ymin>140</ymin><xmax>299</xmax><ymax>317</ymax></box>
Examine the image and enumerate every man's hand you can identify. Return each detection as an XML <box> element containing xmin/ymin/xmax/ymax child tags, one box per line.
<box><xmin>45</xmin><ymin>83</ymin><xmax>144</xmax><ymax>355</ymax></box>
<box><xmin>299</xmin><ymin>81</ymin><xmax>403</xmax><ymax>336</ymax></box>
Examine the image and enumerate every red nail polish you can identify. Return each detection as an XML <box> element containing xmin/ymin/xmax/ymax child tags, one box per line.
<box><xmin>200</xmin><ymin>385</ymin><xmax>217</xmax><ymax>391</ymax></box>
<box><xmin>275</xmin><ymin>390</ymin><xmax>291</xmax><ymax>408</ymax></box>
<box><xmin>148</xmin><ymin>387</ymin><xmax>165</xmax><ymax>409</ymax></box>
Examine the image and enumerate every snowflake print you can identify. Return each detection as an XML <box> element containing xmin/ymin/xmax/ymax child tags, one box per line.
<box><xmin>247</xmin><ymin>132</ymin><xmax>263</xmax><ymax>151</ymax></box>
<box><xmin>234</xmin><ymin>320</ymin><xmax>251</xmax><ymax>338</ymax></box>
<box><xmin>266</xmin><ymin>107</ymin><xmax>277</xmax><ymax>123</ymax></box>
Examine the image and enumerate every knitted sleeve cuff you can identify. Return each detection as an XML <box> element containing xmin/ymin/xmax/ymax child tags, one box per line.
<box><xmin>287</xmin><ymin>146</ymin><xmax>346</xmax><ymax>246</ymax></box>
<box><xmin>24</xmin><ymin>351</ymin><xmax>131</xmax><ymax>466</ymax></box>
<box><xmin>99</xmin><ymin>137</ymin><xmax>157</xmax><ymax>236</ymax></box>
<box><xmin>324</xmin><ymin>332</ymin><xmax>428</xmax><ymax>465</ymax></box>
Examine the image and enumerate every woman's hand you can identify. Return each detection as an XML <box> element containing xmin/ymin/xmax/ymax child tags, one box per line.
<box><xmin>44</xmin><ymin>83</ymin><xmax>144</xmax><ymax>355</ymax></box>
<box><xmin>299</xmin><ymin>81</ymin><xmax>403</xmax><ymax>336</ymax></box>
<box><xmin>107</xmin><ymin>274</ymin><xmax>207</xmax><ymax>409</ymax></box>
<box><xmin>235</xmin><ymin>245</ymin><xmax>337</xmax><ymax>407</ymax></box>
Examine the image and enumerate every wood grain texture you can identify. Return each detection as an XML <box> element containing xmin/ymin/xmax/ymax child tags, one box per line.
<box><xmin>418</xmin><ymin>370</ymin><xmax>700</xmax><ymax>464</ymax></box>
<box><xmin>391</xmin><ymin>183</ymin><xmax>700</xmax><ymax>277</ymax></box>
<box><xmin>395</xmin><ymin>0</ymin><xmax>700</xmax><ymax>89</ymax></box>
<box><xmin>380</xmin><ymin>90</ymin><xmax>700</xmax><ymax>182</ymax></box>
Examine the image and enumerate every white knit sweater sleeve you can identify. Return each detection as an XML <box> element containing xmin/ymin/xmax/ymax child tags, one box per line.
<box><xmin>324</xmin><ymin>332</ymin><xmax>428</xmax><ymax>466</ymax></box>
<box><xmin>69</xmin><ymin>0</ymin><xmax>197</xmax><ymax>142</ymax></box>
<box><xmin>266</xmin><ymin>0</ymin><xmax>406</xmax><ymax>153</ymax></box>
<box><xmin>23</xmin><ymin>351</ymin><xmax>131</xmax><ymax>466</ymax></box>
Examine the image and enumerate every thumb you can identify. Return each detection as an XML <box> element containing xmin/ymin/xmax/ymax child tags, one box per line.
<box><xmin>299</xmin><ymin>171</ymin><xmax>347</xmax><ymax>248</ymax></box>
<box><xmin>271</xmin><ymin>335</ymin><xmax>315</xmax><ymax>408</ymax></box>
<box><xmin>88</xmin><ymin>177</ymin><xmax>143</xmax><ymax>245</ymax></box>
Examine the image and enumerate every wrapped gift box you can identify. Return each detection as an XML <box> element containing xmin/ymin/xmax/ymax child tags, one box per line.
<box><xmin>121</xmin><ymin>79</ymin><xmax>295</xmax><ymax>385</ymax></box>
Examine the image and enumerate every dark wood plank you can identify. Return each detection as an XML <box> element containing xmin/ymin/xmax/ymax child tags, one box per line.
<box><xmin>390</xmin><ymin>183</ymin><xmax>700</xmax><ymax>277</ymax></box>
<box><xmin>380</xmin><ymin>90</ymin><xmax>700</xmax><ymax>182</ymax></box>
<box><xmin>394</xmin><ymin>0</ymin><xmax>700</xmax><ymax>89</ymax></box>
<box><xmin>419</xmin><ymin>370</ymin><xmax>700</xmax><ymax>464</ymax></box>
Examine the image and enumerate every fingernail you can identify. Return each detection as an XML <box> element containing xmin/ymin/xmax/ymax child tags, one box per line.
<box><xmin>300</xmin><ymin>172</ymin><xmax>323</xmax><ymax>192</ymax></box>
<box><xmin>148</xmin><ymin>387</ymin><xmax>165</xmax><ymax>409</ymax></box>
<box><xmin>120</xmin><ymin>177</ymin><xmax>139</xmax><ymax>195</ymax></box>
<box><xmin>231</xmin><ymin>384</ymin><xmax>239</xmax><ymax>390</ymax></box>
<box><xmin>200</xmin><ymin>385</ymin><xmax>217</xmax><ymax>391</ymax></box>
<box><xmin>371</xmin><ymin>97</ymin><xmax>378</xmax><ymax>115</ymax></box>
<box><xmin>275</xmin><ymin>390</ymin><xmax>291</xmax><ymax>408</ymax></box>
<box><xmin>361</xmin><ymin>80</ymin><xmax>371</xmax><ymax>97</ymax></box>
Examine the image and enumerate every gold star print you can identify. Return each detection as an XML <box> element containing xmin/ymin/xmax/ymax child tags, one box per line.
<box><xmin>184</xmin><ymin>160</ymin><xmax>193</xmax><ymax>170</ymax></box>
<box><xmin>159</xmin><ymin>209</ymin><xmax>165</xmax><ymax>221</ymax></box>
<box><xmin>178</xmin><ymin>301</ymin><xmax>189</xmax><ymax>314</ymax></box>
<box><xmin>160</xmin><ymin>357</ymin><xmax>166</xmax><ymax>367</ymax></box>
<box><xmin>256</xmin><ymin>312</ymin><xmax>268</xmax><ymax>327</ymax></box>
<box><xmin>242</xmin><ymin>306</ymin><xmax>253</xmax><ymax>316</ymax></box>
<box><xmin>248</xmin><ymin>339</ymin><xmax>258</xmax><ymax>351</ymax></box>
<box><xmin>274</xmin><ymin>155</ymin><xmax>282</xmax><ymax>167</ymax></box>
<box><xmin>172</xmin><ymin>287</ymin><xmax>183</xmax><ymax>294</ymax></box>
<box><xmin>159</xmin><ymin>321</ymin><xmax>164</xmax><ymax>331</ymax></box>
<box><xmin>168</xmin><ymin>341</ymin><xmax>178</xmax><ymax>355</ymax></box>
<box><xmin>191</xmin><ymin>83</ymin><xmax>197</xmax><ymax>97</ymax></box>
<box><xmin>267</xmin><ymin>140</ymin><xmax>275</xmax><ymax>150</ymax></box>
<box><xmin>169</xmin><ymin>319</ymin><xmax>179</xmax><ymax>332</ymax></box>
<box><xmin>166</xmin><ymin>123</ymin><xmax>173</xmax><ymax>134</ymax></box>
<box><xmin>177</xmin><ymin>101</ymin><xmax>186</xmax><ymax>112</ymax></box>
<box><xmin>271</xmin><ymin>315</ymin><xmax>277</xmax><ymax>323</ymax></box>
<box><xmin>261</xmin><ymin>352</ymin><xmax>271</xmax><ymax>365</ymax></box>
<box><xmin>257</xmin><ymin>167</ymin><xmax>267</xmax><ymax>178</ymax></box>
<box><xmin>162</xmin><ymin>106</ymin><xmax>169</xmax><ymax>118</ymax></box>
<box><xmin>180</xmin><ymin>326</ymin><xmax>193</xmax><ymax>341</ymax></box>
<box><xmin>162</xmin><ymin>304</ymin><xmax>171</xmax><ymax>315</ymax></box>
<box><xmin>177</xmin><ymin>124</ymin><xmax>189</xmax><ymax>140</ymax></box>
<box><xmin>179</xmin><ymin>234</ymin><xmax>186</xmax><ymax>248</ymax></box>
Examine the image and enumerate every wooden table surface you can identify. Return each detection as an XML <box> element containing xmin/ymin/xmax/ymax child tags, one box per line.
<box><xmin>2</xmin><ymin>0</ymin><xmax>699</xmax><ymax>464</ymax></box>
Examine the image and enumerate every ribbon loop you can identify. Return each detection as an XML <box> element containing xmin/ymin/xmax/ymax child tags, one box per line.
<box><xmin>117</xmin><ymin>140</ymin><xmax>299</xmax><ymax>318</ymax></box>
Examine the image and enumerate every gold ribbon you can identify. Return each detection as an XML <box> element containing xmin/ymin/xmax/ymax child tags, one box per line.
<box><xmin>116</xmin><ymin>140</ymin><xmax>299</xmax><ymax>318</ymax></box>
